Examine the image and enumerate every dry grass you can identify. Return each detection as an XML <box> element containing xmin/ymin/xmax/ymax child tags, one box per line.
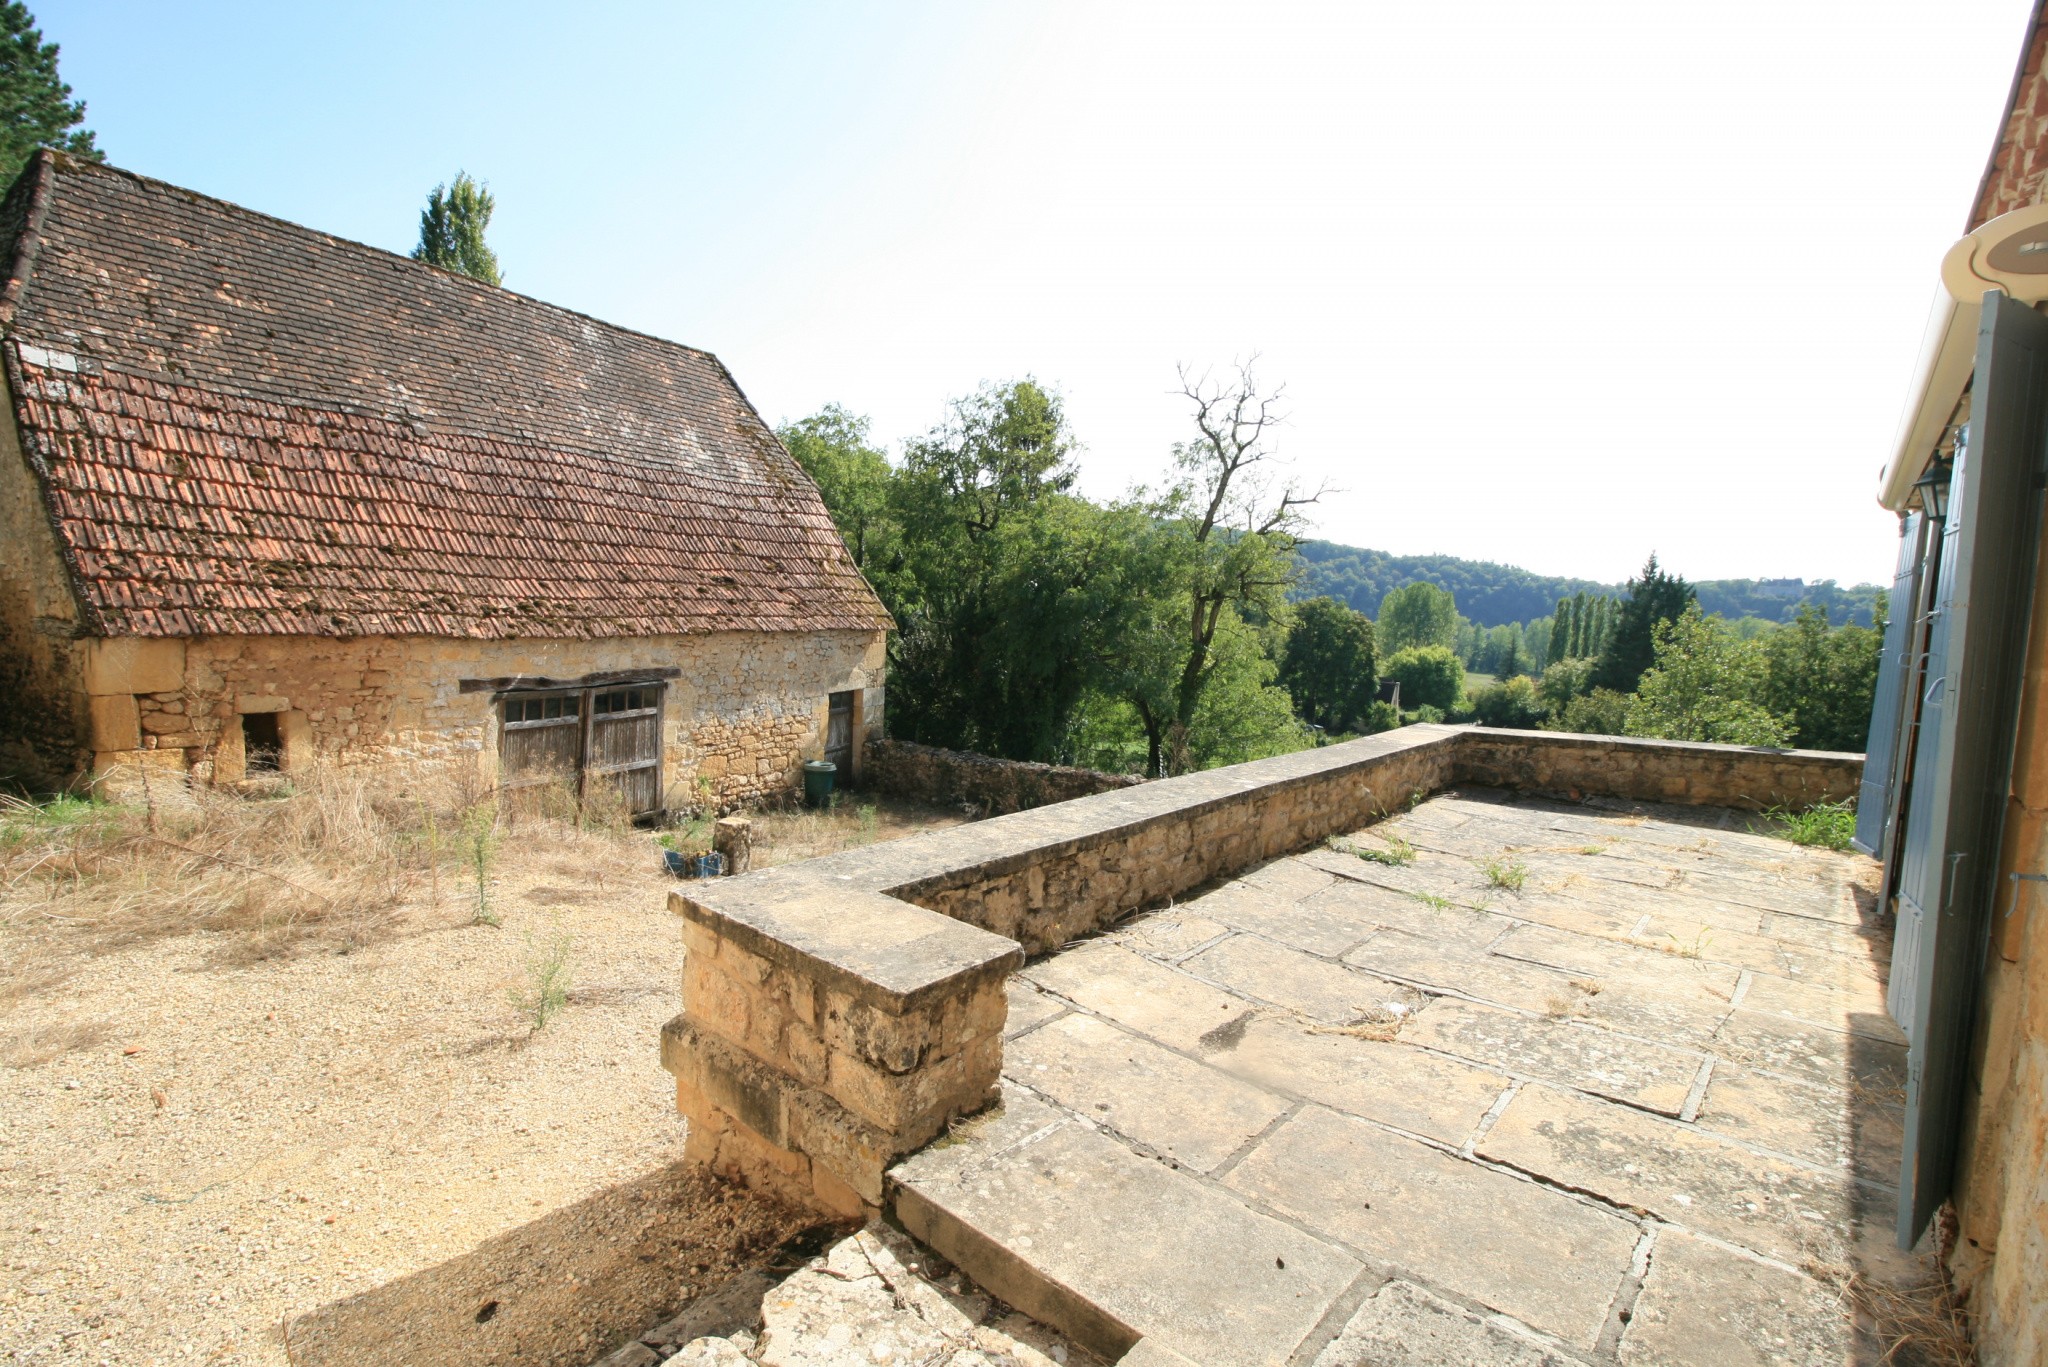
<box><xmin>0</xmin><ymin>764</ymin><xmax>647</xmax><ymax>962</ymax></box>
<box><xmin>1</xmin><ymin>769</ymin><xmax>967</xmax><ymax>973</ymax></box>
<box><xmin>743</xmin><ymin>794</ymin><xmax>964</xmax><ymax>868</ymax></box>
<box><xmin>1821</xmin><ymin>1268</ymin><xmax>1975</xmax><ymax>1367</ymax></box>
<box><xmin>0</xmin><ymin>1015</ymin><xmax>110</xmax><ymax>1068</ymax></box>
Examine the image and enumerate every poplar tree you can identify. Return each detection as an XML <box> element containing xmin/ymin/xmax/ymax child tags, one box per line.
<box><xmin>0</xmin><ymin>3</ymin><xmax>99</xmax><ymax>182</ymax></box>
<box><xmin>413</xmin><ymin>172</ymin><xmax>503</xmax><ymax>285</ymax></box>
<box><xmin>1549</xmin><ymin>599</ymin><xmax>1571</xmax><ymax>665</ymax></box>
<box><xmin>1594</xmin><ymin>555</ymin><xmax>1696</xmax><ymax>694</ymax></box>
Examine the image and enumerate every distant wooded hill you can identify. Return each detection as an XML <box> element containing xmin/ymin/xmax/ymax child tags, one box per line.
<box><xmin>1294</xmin><ymin>542</ymin><xmax>1883</xmax><ymax>629</ymax></box>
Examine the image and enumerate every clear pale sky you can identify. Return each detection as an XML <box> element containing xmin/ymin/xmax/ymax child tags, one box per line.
<box><xmin>39</xmin><ymin>0</ymin><xmax>2039</xmax><ymax>586</ymax></box>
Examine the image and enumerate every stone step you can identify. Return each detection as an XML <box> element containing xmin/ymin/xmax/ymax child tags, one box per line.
<box><xmin>890</xmin><ymin>1086</ymin><xmax>1366</xmax><ymax>1367</ymax></box>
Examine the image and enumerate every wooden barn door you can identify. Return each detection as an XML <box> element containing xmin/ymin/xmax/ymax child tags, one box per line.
<box><xmin>587</xmin><ymin>684</ymin><xmax>664</xmax><ymax>819</ymax></box>
<box><xmin>499</xmin><ymin>681</ymin><xmax>665</xmax><ymax>821</ymax></box>
<box><xmin>825</xmin><ymin>690</ymin><xmax>855</xmax><ymax>783</ymax></box>
<box><xmin>499</xmin><ymin>691</ymin><xmax>585</xmax><ymax>809</ymax></box>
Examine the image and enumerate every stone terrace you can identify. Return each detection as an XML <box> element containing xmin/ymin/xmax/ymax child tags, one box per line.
<box><xmin>664</xmin><ymin>728</ymin><xmax>1900</xmax><ymax>1366</ymax></box>
<box><xmin>894</xmin><ymin>788</ymin><xmax>1908</xmax><ymax>1366</ymax></box>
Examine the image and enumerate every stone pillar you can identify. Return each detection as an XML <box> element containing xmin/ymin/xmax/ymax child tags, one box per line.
<box><xmin>663</xmin><ymin>886</ymin><xmax>1020</xmax><ymax>1220</ymax></box>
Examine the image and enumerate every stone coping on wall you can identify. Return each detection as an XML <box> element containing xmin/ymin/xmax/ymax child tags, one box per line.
<box><xmin>664</xmin><ymin>725</ymin><xmax>1863</xmax><ymax>1214</ymax></box>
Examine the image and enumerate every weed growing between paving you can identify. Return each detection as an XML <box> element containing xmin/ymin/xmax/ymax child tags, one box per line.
<box><xmin>1409</xmin><ymin>891</ymin><xmax>1454</xmax><ymax>913</ymax></box>
<box><xmin>1766</xmin><ymin>799</ymin><xmax>1857</xmax><ymax>851</ymax></box>
<box><xmin>1333</xmin><ymin>833</ymin><xmax>1416</xmax><ymax>866</ymax></box>
<box><xmin>1482</xmin><ymin>856</ymin><xmax>1528</xmax><ymax>891</ymax></box>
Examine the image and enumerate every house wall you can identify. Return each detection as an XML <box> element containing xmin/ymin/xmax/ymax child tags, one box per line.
<box><xmin>1950</xmin><ymin>510</ymin><xmax>2048</xmax><ymax>1367</ymax></box>
<box><xmin>78</xmin><ymin>629</ymin><xmax>887</xmax><ymax>812</ymax></box>
<box><xmin>0</xmin><ymin>368</ymin><xmax>90</xmax><ymax>789</ymax></box>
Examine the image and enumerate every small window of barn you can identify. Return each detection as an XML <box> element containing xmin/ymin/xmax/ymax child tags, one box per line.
<box><xmin>243</xmin><ymin>713</ymin><xmax>282</xmax><ymax>773</ymax></box>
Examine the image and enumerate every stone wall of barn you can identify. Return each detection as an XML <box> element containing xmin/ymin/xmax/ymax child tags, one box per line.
<box><xmin>0</xmin><ymin>373</ymin><xmax>91</xmax><ymax>790</ymax></box>
<box><xmin>75</xmin><ymin>629</ymin><xmax>887</xmax><ymax>814</ymax></box>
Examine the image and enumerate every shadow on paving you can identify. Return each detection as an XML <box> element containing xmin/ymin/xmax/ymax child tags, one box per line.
<box><xmin>284</xmin><ymin>1162</ymin><xmax>842</xmax><ymax>1367</ymax></box>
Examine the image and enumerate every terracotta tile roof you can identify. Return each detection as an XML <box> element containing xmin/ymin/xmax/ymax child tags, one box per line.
<box><xmin>0</xmin><ymin>152</ymin><xmax>891</xmax><ymax>639</ymax></box>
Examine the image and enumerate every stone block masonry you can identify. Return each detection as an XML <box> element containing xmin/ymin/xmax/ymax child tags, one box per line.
<box><xmin>44</xmin><ymin>627</ymin><xmax>885</xmax><ymax>809</ymax></box>
<box><xmin>662</xmin><ymin>726</ymin><xmax>1864</xmax><ymax>1218</ymax></box>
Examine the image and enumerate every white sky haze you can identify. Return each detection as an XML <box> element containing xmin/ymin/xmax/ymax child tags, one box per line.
<box><xmin>42</xmin><ymin>0</ymin><xmax>2042</xmax><ymax>586</ymax></box>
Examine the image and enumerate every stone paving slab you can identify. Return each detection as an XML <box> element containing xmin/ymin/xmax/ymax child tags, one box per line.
<box><xmin>1399</xmin><ymin>998</ymin><xmax>1704</xmax><ymax>1115</ymax></box>
<box><xmin>1619</xmin><ymin>1231</ymin><xmax>1851</xmax><ymax>1367</ymax></box>
<box><xmin>1310</xmin><ymin>1280</ymin><xmax>1582</xmax><ymax>1367</ymax></box>
<box><xmin>893</xmin><ymin>1088</ymin><xmax>1364</xmax><ymax>1367</ymax></box>
<box><xmin>1205</xmin><ymin>1015</ymin><xmax>1508</xmax><ymax>1146</ymax></box>
<box><xmin>1691</xmin><ymin>1063</ymin><xmax>1905</xmax><ymax>1186</ymax></box>
<box><xmin>1192</xmin><ymin>881</ymin><xmax>1388</xmax><ymax>957</ymax></box>
<box><xmin>1110</xmin><ymin>911</ymin><xmax>1233</xmax><ymax>961</ymax></box>
<box><xmin>1301</xmin><ymin>878</ymin><xmax>1516</xmax><ymax>950</ymax></box>
<box><xmin>1737</xmin><ymin>971</ymin><xmax>1904</xmax><ymax>1043</ymax></box>
<box><xmin>1490</xmin><ymin>923</ymin><xmax>1744</xmax><ymax>1010</ymax></box>
<box><xmin>1181</xmin><ymin>933</ymin><xmax>1421</xmax><ymax>1025</ymax></box>
<box><xmin>1223</xmin><ymin>1105</ymin><xmax>1639</xmax><ymax>1350</ymax></box>
<box><xmin>1477</xmin><ymin>1083</ymin><xmax>1868</xmax><ymax>1267</ymax></box>
<box><xmin>1347</xmin><ymin>928</ymin><xmax>1725</xmax><ymax>1049</ymax></box>
<box><xmin>1022</xmin><ymin>941</ymin><xmax>1257</xmax><ymax>1054</ymax></box>
<box><xmin>1710</xmin><ymin>1008</ymin><xmax>1908</xmax><ymax>1098</ymax></box>
<box><xmin>1006</xmin><ymin>1012</ymin><xmax>1290</xmax><ymax>1173</ymax></box>
<box><xmin>1005</xmin><ymin>980</ymin><xmax>1068</xmax><ymax>1038</ymax></box>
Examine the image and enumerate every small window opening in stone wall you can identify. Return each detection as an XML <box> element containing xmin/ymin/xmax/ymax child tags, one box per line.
<box><xmin>242</xmin><ymin>712</ymin><xmax>282</xmax><ymax>774</ymax></box>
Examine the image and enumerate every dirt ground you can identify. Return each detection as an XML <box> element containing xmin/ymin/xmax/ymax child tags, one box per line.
<box><xmin>0</xmin><ymin>787</ymin><xmax>962</xmax><ymax>1367</ymax></box>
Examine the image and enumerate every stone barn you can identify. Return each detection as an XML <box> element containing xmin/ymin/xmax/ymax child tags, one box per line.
<box><xmin>0</xmin><ymin>151</ymin><xmax>891</xmax><ymax>814</ymax></box>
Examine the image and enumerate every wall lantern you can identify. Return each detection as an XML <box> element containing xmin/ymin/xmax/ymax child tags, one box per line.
<box><xmin>1915</xmin><ymin>460</ymin><xmax>1953</xmax><ymax>521</ymax></box>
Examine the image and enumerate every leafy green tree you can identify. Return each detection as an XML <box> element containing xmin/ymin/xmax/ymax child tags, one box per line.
<box><xmin>779</xmin><ymin>405</ymin><xmax>897</xmax><ymax>572</ymax></box>
<box><xmin>1494</xmin><ymin>626</ymin><xmax>1528</xmax><ymax>679</ymax></box>
<box><xmin>1538</xmin><ymin>657</ymin><xmax>1597</xmax><ymax>714</ymax></box>
<box><xmin>1378</xmin><ymin>581</ymin><xmax>1460</xmax><ymax>655</ymax></box>
<box><xmin>413</xmin><ymin>172</ymin><xmax>502</xmax><ymax>285</ymax></box>
<box><xmin>0</xmin><ymin>4</ymin><xmax>97</xmax><ymax>183</ymax></box>
<box><xmin>1624</xmin><ymin>606</ymin><xmax>1791</xmax><ymax>746</ymax></box>
<box><xmin>1594</xmin><ymin>555</ymin><xmax>1695</xmax><ymax>694</ymax></box>
<box><xmin>1469</xmin><ymin>675</ymin><xmax>1548</xmax><ymax>729</ymax></box>
<box><xmin>1184</xmin><ymin>613</ymin><xmax>1312</xmax><ymax>767</ymax></box>
<box><xmin>1278</xmin><ymin>596</ymin><xmax>1376</xmax><ymax>733</ymax></box>
<box><xmin>885</xmin><ymin>380</ymin><xmax>1121</xmax><ymax>760</ymax></box>
<box><xmin>1549</xmin><ymin>598</ymin><xmax>1573</xmax><ymax>663</ymax></box>
<box><xmin>1558</xmin><ymin>687</ymin><xmax>1632</xmax><ymax>735</ymax></box>
<box><xmin>1382</xmin><ymin>645</ymin><xmax>1464</xmax><ymax>713</ymax></box>
<box><xmin>1758</xmin><ymin>601</ymin><xmax>1884</xmax><ymax>752</ymax></box>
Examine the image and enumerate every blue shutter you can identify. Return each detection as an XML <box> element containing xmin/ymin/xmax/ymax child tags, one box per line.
<box><xmin>1892</xmin><ymin>290</ymin><xmax>2048</xmax><ymax>1249</ymax></box>
<box><xmin>1854</xmin><ymin>512</ymin><xmax>1928</xmax><ymax>857</ymax></box>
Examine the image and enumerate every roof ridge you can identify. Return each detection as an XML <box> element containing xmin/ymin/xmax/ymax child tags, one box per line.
<box><xmin>0</xmin><ymin>149</ymin><xmax>60</xmax><ymax>330</ymax></box>
<box><xmin>35</xmin><ymin>152</ymin><xmax>730</xmax><ymax>370</ymax></box>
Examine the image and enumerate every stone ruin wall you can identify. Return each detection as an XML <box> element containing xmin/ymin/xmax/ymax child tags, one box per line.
<box><xmin>71</xmin><ymin>628</ymin><xmax>886</xmax><ymax>813</ymax></box>
<box><xmin>861</xmin><ymin>738</ymin><xmax>1142</xmax><ymax>815</ymax></box>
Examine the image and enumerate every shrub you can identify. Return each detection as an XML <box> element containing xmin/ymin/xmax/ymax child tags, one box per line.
<box><xmin>1469</xmin><ymin>676</ymin><xmax>1549</xmax><ymax>730</ymax></box>
<box><xmin>1382</xmin><ymin>646</ymin><xmax>1464</xmax><ymax>712</ymax></box>
<box><xmin>1556</xmin><ymin>688</ymin><xmax>1632</xmax><ymax>736</ymax></box>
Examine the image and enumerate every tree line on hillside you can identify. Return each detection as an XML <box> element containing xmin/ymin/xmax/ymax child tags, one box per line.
<box><xmin>789</xmin><ymin>379</ymin><xmax>1887</xmax><ymax>774</ymax></box>
<box><xmin>1296</xmin><ymin>541</ymin><xmax>1882</xmax><ymax>629</ymax></box>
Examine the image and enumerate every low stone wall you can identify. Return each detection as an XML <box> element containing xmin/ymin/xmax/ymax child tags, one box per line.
<box><xmin>1455</xmin><ymin>729</ymin><xmax>1863</xmax><ymax>811</ymax></box>
<box><xmin>862</xmin><ymin>738</ymin><xmax>1142</xmax><ymax>815</ymax></box>
<box><xmin>662</xmin><ymin>726</ymin><xmax>1863</xmax><ymax>1217</ymax></box>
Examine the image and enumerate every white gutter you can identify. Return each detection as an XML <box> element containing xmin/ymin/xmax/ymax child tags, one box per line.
<box><xmin>1878</xmin><ymin>203</ymin><xmax>2048</xmax><ymax>511</ymax></box>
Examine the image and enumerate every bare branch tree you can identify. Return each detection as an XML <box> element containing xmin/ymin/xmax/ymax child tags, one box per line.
<box><xmin>1140</xmin><ymin>358</ymin><xmax>1328</xmax><ymax>774</ymax></box>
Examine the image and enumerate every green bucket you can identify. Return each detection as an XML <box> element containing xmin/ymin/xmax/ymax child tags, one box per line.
<box><xmin>803</xmin><ymin>759</ymin><xmax>837</xmax><ymax>809</ymax></box>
